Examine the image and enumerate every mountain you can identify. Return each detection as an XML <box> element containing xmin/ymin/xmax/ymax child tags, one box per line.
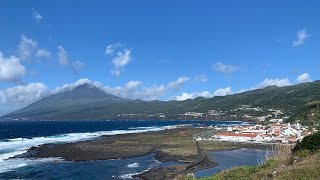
<box><xmin>2</xmin><ymin>84</ymin><xmax>131</xmax><ymax>120</ymax></box>
<box><xmin>2</xmin><ymin>81</ymin><xmax>320</xmax><ymax>121</ymax></box>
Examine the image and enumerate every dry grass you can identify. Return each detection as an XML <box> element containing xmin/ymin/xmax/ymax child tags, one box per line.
<box><xmin>198</xmin><ymin>145</ymin><xmax>320</xmax><ymax>180</ymax></box>
<box><xmin>262</xmin><ymin>144</ymin><xmax>293</xmax><ymax>165</ymax></box>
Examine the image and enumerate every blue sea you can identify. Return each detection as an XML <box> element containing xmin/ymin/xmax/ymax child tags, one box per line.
<box><xmin>0</xmin><ymin>120</ymin><xmax>266</xmax><ymax>179</ymax></box>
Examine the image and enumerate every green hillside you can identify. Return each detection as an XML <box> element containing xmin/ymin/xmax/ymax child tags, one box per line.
<box><xmin>2</xmin><ymin>81</ymin><xmax>320</xmax><ymax>120</ymax></box>
<box><xmin>289</xmin><ymin>101</ymin><xmax>320</xmax><ymax>127</ymax></box>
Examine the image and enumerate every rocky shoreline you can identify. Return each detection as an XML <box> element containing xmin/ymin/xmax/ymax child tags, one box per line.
<box><xmin>22</xmin><ymin>127</ymin><xmax>272</xmax><ymax>179</ymax></box>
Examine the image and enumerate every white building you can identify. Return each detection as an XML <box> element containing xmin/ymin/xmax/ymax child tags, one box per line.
<box><xmin>214</xmin><ymin>133</ymin><xmax>258</xmax><ymax>142</ymax></box>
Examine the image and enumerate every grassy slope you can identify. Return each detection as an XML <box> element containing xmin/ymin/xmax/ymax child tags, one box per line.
<box><xmin>193</xmin><ymin>132</ymin><xmax>320</xmax><ymax>180</ymax></box>
<box><xmin>198</xmin><ymin>150</ymin><xmax>320</xmax><ymax>180</ymax></box>
<box><xmin>290</xmin><ymin>101</ymin><xmax>320</xmax><ymax>126</ymax></box>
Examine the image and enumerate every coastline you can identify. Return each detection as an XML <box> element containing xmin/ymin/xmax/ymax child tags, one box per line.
<box><xmin>21</xmin><ymin>127</ymin><xmax>274</xmax><ymax>179</ymax></box>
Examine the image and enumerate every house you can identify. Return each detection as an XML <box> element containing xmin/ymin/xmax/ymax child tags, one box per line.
<box><xmin>255</xmin><ymin>134</ymin><xmax>272</xmax><ymax>142</ymax></box>
<box><xmin>281</xmin><ymin>128</ymin><xmax>298</xmax><ymax>136</ymax></box>
<box><xmin>214</xmin><ymin>133</ymin><xmax>258</xmax><ymax>142</ymax></box>
<box><xmin>271</xmin><ymin>124</ymin><xmax>282</xmax><ymax>130</ymax></box>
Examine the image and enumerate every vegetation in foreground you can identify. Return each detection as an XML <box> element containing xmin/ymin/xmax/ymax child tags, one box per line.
<box><xmin>177</xmin><ymin>132</ymin><xmax>320</xmax><ymax>180</ymax></box>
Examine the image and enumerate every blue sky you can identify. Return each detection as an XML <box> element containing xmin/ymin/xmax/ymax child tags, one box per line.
<box><xmin>0</xmin><ymin>0</ymin><xmax>319</xmax><ymax>114</ymax></box>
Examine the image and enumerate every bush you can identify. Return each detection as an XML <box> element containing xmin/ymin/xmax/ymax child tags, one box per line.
<box><xmin>263</xmin><ymin>159</ymin><xmax>278</xmax><ymax>168</ymax></box>
<box><xmin>295</xmin><ymin>149</ymin><xmax>312</xmax><ymax>157</ymax></box>
<box><xmin>293</xmin><ymin>132</ymin><xmax>320</xmax><ymax>153</ymax></box>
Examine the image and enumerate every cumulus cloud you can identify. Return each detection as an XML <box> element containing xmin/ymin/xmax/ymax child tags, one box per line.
<box><xmin>176</xmin><ymin>91</ymin><xmax>212</xmax><ymax>101</ymax></box>
<box><xmin>212</xmin><ymin>62</ymin><xmax>238</xmax><ymax>74</ymax></box>
<box><xmin>213</xmin><ymin>87</ymin><xmax>233</xmax><ymax>96</ymax></box>
<box><xmin>111</xmin><ymin>49</ymin><xmax>132</xmax><ymax>76</ymax></box>
<box><xmin>140</xmin><ymin>85</ymin><xmax>167</xmax><ymax>100</ymax></box>
<box><xmin>175</xmin><ymin>87</ymin><xmax>234</xmax><ymax>101</ymax></box>
<box><xmin>167</xmin><ymin>76</ymin><xmax>190</xmax><ymax>91</ymax></box>
<box><xmin>194</xmin><ymin>74</ymin><xmax>208</xmax><ymax>82</ymax></box>
<box><xmin>52</xmin><ymin>78</ymin><xmax>166</xmax><ymax>101</ymax></box>
<box><xmin>292</xmin><ymin>28</ymin><xmax>310</xmax><ymax>47</ymax></box>
<box><xmin>32</xmin><ymin>8</ymin><xmax>43</xmax><ymax>22</ymax></box>
<box><xmin>57</xmin><ymin>46</ymin><xmax>69</xmax><ymax>65</ymax></box>
<box><xmin>18</xmin><ymin>35</ymin><xmax>37</xmax><ymax>60</ymax></box>
<box><xmin>297</xmin><ymin>73</ymin><xmax>312</xmax><ymax>83</ymax></box>
<box><xmin>0</xmin><ymin>83</ymin><xmax>48</xmax><ymax>105</ymax></box>
<box><xmin>0</xmin><ymin>52</ymin><xmax>26</xmax><ymax>82</ymax></box>
<box><xmin>71</xmin><ymin>60</ymin><xmax>85</xmax><ymax>75</ymax></box>
<box><xmin>52</xmin><ymin>78</ymin><xmax>104</xmax><ymax>94</ymax></box>
<box><xmin>17</xmin><ymin>35</ymin><xmax>51</xmax><ymax>60</ymax></box>
<box><xmin>104</xmin><ymin>82</ymin><xmax>166</xmax><ymax>100</ymax></box>
<box><xmin>124</xmin><ymin>81</ymin><xmax>143</xmax><ymax>89</ymax></box>
<box><xmin>257</xmin><ymin>78</ymin><xmax>292</xmax><ymax>89</ymax></box>
<box><xmin>105</xmin><ymin>43</ymin><xmax>132</xmax><ymax>77</ymax></box>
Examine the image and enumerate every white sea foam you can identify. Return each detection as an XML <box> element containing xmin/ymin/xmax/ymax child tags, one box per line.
<box><xmin>127</xmin><ymin>162</ymin><xmax>140</xmax><ymax>168</ymax></box>
<box><xmin>0</xmin><ymin>125</ymin><xmax>178</xmax><ymax>173</ymax></box>
<box><xmin>118</xmin><ymin>172</ymin><xmax>139</xmax><ymax>179</ymax></box>
<box><xmin>119</xmin><ymin>167</ymin><xmax>152</xmax><ymax>179</ymax></box>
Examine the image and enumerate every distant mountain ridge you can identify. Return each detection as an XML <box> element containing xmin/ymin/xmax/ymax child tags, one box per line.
<box><xmin>2</xmin><ymin>81</ymin><xmax>320</xmax><ymax>120</ymax></box>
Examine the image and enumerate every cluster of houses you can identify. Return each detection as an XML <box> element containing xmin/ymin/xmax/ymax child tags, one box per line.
<box><xmin>197</xmin><ymin>123</ymin><xmax>313</xmax><ymax>144</ymax></box>
<box><xmin>182</xmin><ymin>112</ymin><xmax>205</xmax><ymax>118</ymax></box>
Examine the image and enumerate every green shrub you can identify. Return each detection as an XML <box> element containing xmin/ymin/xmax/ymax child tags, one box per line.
<box><xmin>263</xmin><ymin>159</ymin><xmax>278</xmax><ymax>168</ymax></box>
<box><xmin>293</xmin><ymin>132</ymin><xmax>320</xmax><ymax>153</ymax></box>
<box><xmin>295</xmin><ymin>149</ymin><xmax>312</xmax><ymax>157</ymax></box>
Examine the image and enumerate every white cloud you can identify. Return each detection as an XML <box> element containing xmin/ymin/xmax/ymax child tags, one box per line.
<box><xmin>0</xmin><ymin>83</ymin><xmax>48</xmax><ymax>105</ymax></box>
<box><xmin>257</xmin><ymin>78</ymin><xmax>292</xmax><ymax>89</ymax></box>
<box><xmin>212</xmin><ymin>62</ymin><xmax>238</xmax><ymax>74</ymax></box>
<box><xmin>105</xmin><ymin>45</ymin><xmax>115</xmax><ymax>55</ymax></box>
<box><xmin>105</xmin><ymin>43</ymin><xmax>132</xmax><ymax>77</ymax></box>
<box><xmin>167</xmin><ymin>76</ymin><xmax>190</xmax><ymax>91</ymax></box>
<box><xmin>57</xmin><ymin>46</ymin><xmax>69</xmax><ymax>65</ymax></box>
<box><xmin>52</xmin><ymin>79</ymin><xmax>104</xmax><ymax>94</ymax></box>
<box><xmin>105</xmin><ymin>43</ymin><xmax>122</xmax><ymax>55</ymax></box>
<box><xmin>18</xmin><ymin>35</ymin><xmax>38</xmax><ymax>60</ymax></box>
<box><xmin>292</xmin><ymin>28</ymin><xmax>310</xmax><ymax>47</ymax></box>
<box><xmin>36</xmin><ymin>49</ymin><xmax>51</xmax><ymax>58</ymax></box>
<box><xmin>52</xmin><ymin>78</ymin><xmax>165</xmax><ymax>101</ymax></box>
<box><xmin>140</xmin><ymin>85</ymin><xmax>167</xmax><ymax>100</ymax></box>
<box><xmin>32</xmin><ymin>8</ymin><xmax>43</xmax><ymax>22</ymax></box>
<box><xmin>194</xmin><ymin>74</ymin><xmax>208</xmax><ymax>82</ymax></box>
<box><xmin>213</xmin><ymin>87</ymin><xmax>233</xmax><ymax>96</ymax></box>
<box><xmin>124</xmin><ymin>81</ymin><xmax>143</xmax><ymax>89</ymax></box>
<box><xmin>297</xmin><ymin>73</ymin><xmax>312</xmax><ymax>83</ymax></box>
<box><xmin>71</xmin><ymin>60</ymin><xmax>85</xmax><ymax>75</ymax></box>
<box><xmin>104</xmin><ymin>82</ymin><xmax>166</xmax><ymax>100</ymax></box>
<box><xmin>110</xmin><ymin>49</ymin><xmax>132</xmax><ymax>76</ymax></box>
<box><xmin>17</xmin><ymin>35</ymin><xmax>51</xmax><ymax>60</ymax></box>
<box><xmin>56</xmin><ymin>46</ymin><xmax>85</xmax><ymax>73</ymax></box>
<box><xmin>0</xmin><ymin>52</ymin><xmax>26</xmax><ymax>82</ymax></box>
<box><xmin>112</xmin><ymin>49</ymin><xmax>132</xmax><ymax>68</ymax></box>
<box><xmin>175</xmin><ymin>91</ymin><xmax>212</xmax><ymax>101</ymax></box>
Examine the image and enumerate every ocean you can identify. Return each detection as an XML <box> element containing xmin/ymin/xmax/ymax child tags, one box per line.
<box><xmin>0</xmin><ymin>120</ymin><xmax>265</xmax><ymax>179</ymax></box>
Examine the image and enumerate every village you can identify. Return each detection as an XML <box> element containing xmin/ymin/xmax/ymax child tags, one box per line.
<box><xmin>195</xmin><ymin>122</ymin><xmax>315</xmax><ymax>144</ymax></box>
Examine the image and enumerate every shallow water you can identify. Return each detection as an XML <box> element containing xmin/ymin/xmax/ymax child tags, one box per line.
<box><xmin>195</xmin><ymin>148</ymin><xmax>272</xmax><ymax>178</ymax></box>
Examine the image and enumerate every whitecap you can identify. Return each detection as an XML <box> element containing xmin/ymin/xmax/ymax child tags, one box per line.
<box><xmin>127</xmin><ymin>162</ymin><xmax>140</xmax><ymax>168</ymax></box>
<box><xmin>0</xmin><ymin>124</ymin><xmax>178</xmax><ymax>173</ymax></box>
